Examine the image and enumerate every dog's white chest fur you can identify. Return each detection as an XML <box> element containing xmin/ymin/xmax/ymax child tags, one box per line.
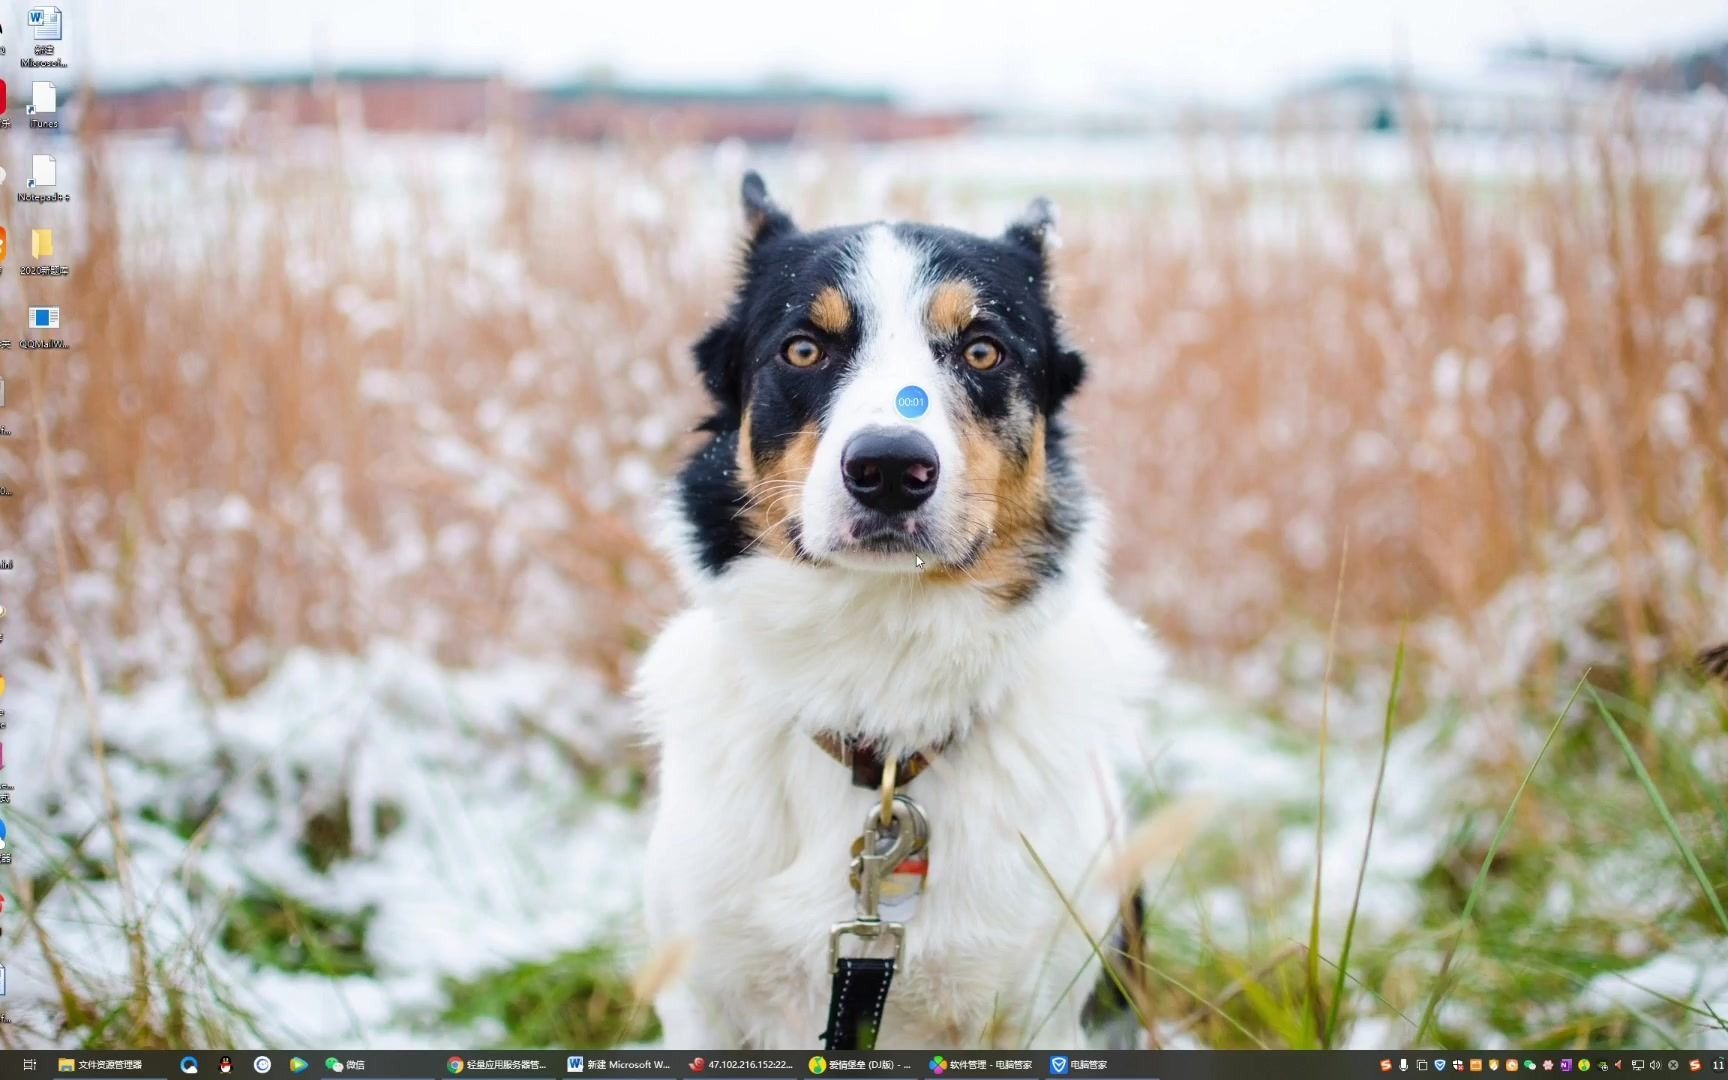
<box><xmin>638</xmin><ymin>541</ymin><xmax>1160</xmax><ymax>1049</ymax></box>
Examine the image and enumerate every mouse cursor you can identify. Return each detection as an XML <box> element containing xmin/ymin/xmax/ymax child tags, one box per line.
<box><xmin>914</xmin><ymin>555</ymin><xmax>925</xmax><ymax>569</ymax></box>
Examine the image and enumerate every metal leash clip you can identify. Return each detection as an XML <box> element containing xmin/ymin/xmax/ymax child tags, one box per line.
<box><xmin>829</xmin><ymin>794</ymin><xmax>928</xmax><ymax>973</ymax></box>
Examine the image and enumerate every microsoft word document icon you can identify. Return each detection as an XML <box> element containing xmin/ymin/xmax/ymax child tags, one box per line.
<box><xmin>29</xmin><ymin>306</ymin><xmax>59</xmax><ymax>330</ymax></box>
<box><xmin>28</xmin><ymin>6</ymin><xmax>62</xmax><ymax>41</ymax></box>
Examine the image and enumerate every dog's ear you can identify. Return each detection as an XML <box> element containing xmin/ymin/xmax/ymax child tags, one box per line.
<box><xmin>741</xmin><ymin>170</ymin><xmax>795</xmax><ymax>248</ymax></box>
<box><xmin>693</xmin><ymin>317</ymin><xmax>744</xmax><ymax>433</ymax></box>
<box><xmin>693</xmin><ymin>174</ymin><xmax>796</xmax><ymax>431</ymax></box>
<box><xmin>1004</xmin><ymin>197</ymin><xmax>1085</xmax><ymax>411</ymax></box>
<box><xmin>1003</xmin><ymin>195</ymin><xmax>1057</xmax><ymax>261</ymax></box>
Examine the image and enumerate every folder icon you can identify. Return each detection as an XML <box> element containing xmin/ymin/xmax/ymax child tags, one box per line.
<box><xmin>30</xmin><ymin>81</ymin><xmax>56</xmax><ymax>114</ymax></box>
<box><xmin>59</xmin><ymin>1061</ymin><xmax>76</xmax><ymax>1074</ymax></box>
<box><xmin>32</xmin><ymin>229</ymin><xmax>51</xmax><ymax>259</ymax></box>
<box><xmin>29</xmin><ymin>154</ymin><xmax>55</xmax><ymax>188</ymax></box>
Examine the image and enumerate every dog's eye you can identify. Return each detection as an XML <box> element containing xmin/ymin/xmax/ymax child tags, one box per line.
<box><xmin>963</xmin><ymin>338</ymin><xmax>1003</xmax><ymax>371</ymax></box>
<box><xmin>782</xmin><ymin>336</ymin><xmax>824</xmax><ymax>369</ymax></box>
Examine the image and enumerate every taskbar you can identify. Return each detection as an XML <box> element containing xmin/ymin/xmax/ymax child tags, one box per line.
<box><xmin>7</xmin><ymin>1051</ymin><xmax>1727</xmax><ymax>1080</ymax></box>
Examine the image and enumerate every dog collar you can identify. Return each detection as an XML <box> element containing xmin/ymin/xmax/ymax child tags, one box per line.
<box><xmin>812</xmin><ymin>732</ymin><xmax>945</xmax><ymax>789</ymax></box>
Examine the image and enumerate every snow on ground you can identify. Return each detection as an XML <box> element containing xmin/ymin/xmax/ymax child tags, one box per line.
<box><xmin>3</xmin><ymin>644</ymin><xmax>647</xmax><ymax>1045</ymax></box>
<box><xmin>5</xmin><ymin>551</ymin><xmax>1725</xmax><ymax>1047</ymax></box>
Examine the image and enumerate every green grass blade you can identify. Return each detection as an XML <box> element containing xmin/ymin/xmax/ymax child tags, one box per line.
<box><xmin>1588</xmin><ymin>687</ymin><xmax>1728</xmax><ymax>937</ymax></box>
<box><xmin>1307</xmin><ymin>537</ymin><xmax>1349</xmax><ymax>1041</ymax></box>
<box><xmin>1323</xmin><ymin>631</ymin><xmax>1405</xmax><ymax>1047</ymax></box>
<box><xmin>1704</xmin><ymin>1000</ymin><xmax>1728</xmax><ymax>1036</ymax></box>
<box><xmin>1412</xmin><ymin>673</ymin><xmax>1587</xmax><ymax>1046</ymax></box>
<box><xmin>1019</xmin><ymin>831</ymin><xmax>1153</xmax><ymax>1038</ymax></box>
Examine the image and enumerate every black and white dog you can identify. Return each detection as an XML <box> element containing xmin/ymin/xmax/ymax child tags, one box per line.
<box><xmin>638</xmin><ymin>174</ymin><xmax>1160</xmax><ymax>1049</ymax></box>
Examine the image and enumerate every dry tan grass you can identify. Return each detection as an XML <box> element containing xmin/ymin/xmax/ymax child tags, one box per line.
<box><xmin>1061</xmin><ymin>120</ymin><xmax>1728</xmax><ymax>694</ymax></box>
<box><xmin>26</xmin><ymin>102</ymin><xmax>1728</xmax><ymax>705</ymax></box>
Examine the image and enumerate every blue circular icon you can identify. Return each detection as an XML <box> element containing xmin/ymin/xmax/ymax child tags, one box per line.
<box><xmin>895</xmin><ymin>385</ymin><xmax>929</xmax><ymax>419</ymax></box>
<box><xmin>181</xmin><ymin>1058</ymin><xmax>199</xmax><ymax>1075</ymax></box>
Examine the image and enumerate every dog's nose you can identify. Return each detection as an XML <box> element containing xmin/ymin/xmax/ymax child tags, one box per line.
<box><xmin>841</xmin><ymin>428</ymin><xmax>940</xmax><ymax>513</ymax></box>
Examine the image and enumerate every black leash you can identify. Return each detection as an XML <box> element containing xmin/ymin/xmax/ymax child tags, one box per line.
<box><xmin>819</xmin><ymin>757</ymin><xmax>929</xmax><ymax>1052</ymax></box>
<box><xmin>820</xmin><ymin>955</ymin><xmax>897</xmax><ymax>1050</ymax></box>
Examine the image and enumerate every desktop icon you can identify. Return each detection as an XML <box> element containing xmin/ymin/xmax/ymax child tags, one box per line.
<box><xmin>1692</xmin><ymin>1065</ymin><xmax>1703</xmax><ymax>1075</ymax></box>
<box><xmin>1382</xmin><ymin>1062</ymin><xmax>1394</xmax><ymax>1074</ymax></box>
<box><xmin>687</xmin><ymin>1061</ymin><xmax>703</xmax><ymax>1075</ymax></box>
<box><xmin>1491</xmin><ymin>1063</ymin><xmax>1501</xmax><ymax>1073</ymax></box>
<box><xmin>0</xmin><ymin>81</ymin><xmax>6</xmax><ymax>113</ymax></box>
<box><xmin>31</xmin><ymin>229</ymin><xmax>51</xmax><ymax>259</ymax></box>
<box><xmin>0</xmin><ymin>227</ymin><xmax>7</xmax><ymax>261</ymax></box>
<box><xmin>180</xmin><ymin>1059</ymin><xmax>199</xmax><ymax>1076</ymax></box>
<box><xmin>57</xmin><ymin>1062</ymin><xmax>73</xmax><ymax>1074</ymax></box>
<box><xmin>1580</xmin><ymin>1065</ymin><xmax>1590</xmax><ymax>1074</ymax></box>
<box><xmin>808</xmin><ymin>1059</ymin><xmax>827</xmax><ymax>1076</ymax></box>
<box><xmin>1527</xmin><ymin>1065</ymin><xmax>1538</xmax><ymax>1073</ymax></box>
<box><xmin>0</xmin><ymin>818</ymin><xmax>8</xmax><ymax>849</ymax></box>
<box><xmin>324</xmin><ymin>1062</ymin><xmax>342</xmax><ymax>1075</ymax></box>
<box><xmin>445</xmin><ymin>1060</ymin><xmax>464</xmax><ymax>1076</ymax></box>
<box><xmin>1510</xmin><ymin>1063</ymin><xmax>1520</xmax><ymax>1073</ymax></box>
<box><xmin>1471</xmin><ymin>1063</ymin><xmax>1483</xmax><ymax>1074</ymax></box>
<box><xmin>27</xmin><ymin>7</ymin><xmax>61</xmax><ymax>41</ymax></box>
<box><xmin>219</xmin><ymin>1060</ymin><xmax>232</xmax><ymax>1075</ymax></box>
<box><xmin>931</xmin><ymin>1058</ymin><xmax>948</xmax><ymax>1076</ymax></box>
<box><xmin>29</xmin><ymin>307</ymin><xmax>58</xmax><ymax>330</ymax></box>
<box><xmin>252</xmin><ymin>1058</ymin><xmax>271</xmax><ymax>1075</ymax></box>
<box><xmin>1562</xmin><ymin>1063</ymin><xmax>1574</xmax><ymax>1074</ymax></box>
<box><xmin>565</xmin><ymin>1058</ymin><xmax>584</xmax><ymax>1074</ymax></box>
<box><xmin>1050</xmin><ymin>1058</ymin><xmax>1070</xmax><ymax>1077</ymax></box>
<box><xmin>28</xmin><ymin>81</ymin><xmax>55</xmax><ymax>115</ymax></box>
<box><xmin>29</xmin><ymin>154</ymin><xmax>54</xmax><ymax>188</ymax></box>
<box><xmin>286</xmin><ymin>1061</ymin><xmax>307</xmax><ymax>1075</ymax></box>
<box><xmin>1436</xmin><ymin>1062</ymin><xmax>1448</xmax><ymax>1072</ymax></box>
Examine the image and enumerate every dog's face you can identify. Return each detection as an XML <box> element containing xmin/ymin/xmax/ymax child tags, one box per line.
<box><xmin>676</xmin><ymin>173</ymin><xmax>1089</xmax><ymax>604</ymax></box>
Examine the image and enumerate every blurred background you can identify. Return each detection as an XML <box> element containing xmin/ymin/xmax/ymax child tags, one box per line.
<box><xmin>0</xmin><ymin>0</ymin><xmax>1726</xmax><ymax>1052</ymax></box>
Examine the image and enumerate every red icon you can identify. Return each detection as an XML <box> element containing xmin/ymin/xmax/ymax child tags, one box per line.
<box><xmin>0</xmin><ymin>82</ymin><xmax>7</xmax><ymax>114</ymax></box>
<box><xmin>1691</xmin><ymin>1065</ymin><xmax>1703</xmax><ymax>1074</ymax></box>
<box><xmin>690</xmin><ymin>1061</ymin><xmax>706</xmax><ymax>1074</ymax></box>
<box><xmin>1382</xmin><ymin>1063</ymin><xmax>1394</xmax><ymax>1074</ymax></box>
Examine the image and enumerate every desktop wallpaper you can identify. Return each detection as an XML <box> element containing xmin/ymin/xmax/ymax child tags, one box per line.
<box><xmin>0</xmin><ymin>0</ymin><xmax>1726</xmax><ymax>1052</ymax></box>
